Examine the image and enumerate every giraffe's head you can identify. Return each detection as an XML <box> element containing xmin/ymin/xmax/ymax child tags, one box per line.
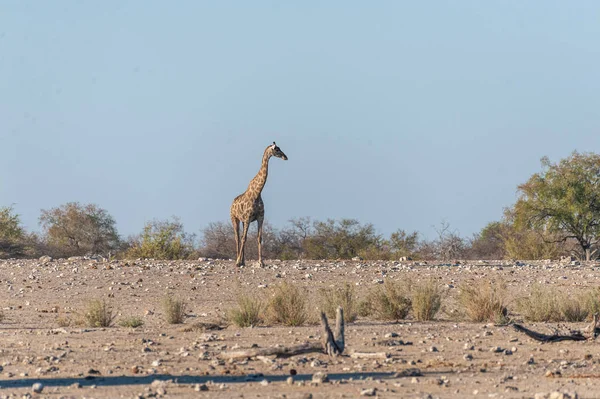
<box><xmin>269</xmin><ymin>142</ymin><xmax>288</xmax><ymax>161</ymax></box>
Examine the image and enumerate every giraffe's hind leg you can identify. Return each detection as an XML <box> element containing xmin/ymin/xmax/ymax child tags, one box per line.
<box><xmin>257</xmin><ymin>218</ymin><xmax>265</xmax><ymax>267</ymax></box>
<box><xmin>232</xmin><ymin>216</ymin><xmax>241</xmax><ymax>266</ymax></box>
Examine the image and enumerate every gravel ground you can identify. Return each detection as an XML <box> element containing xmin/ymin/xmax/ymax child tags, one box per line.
<box><xmin>1</xmin><ymin>257</ymin><xmax>600</xmax><ymax>398</ymax></box>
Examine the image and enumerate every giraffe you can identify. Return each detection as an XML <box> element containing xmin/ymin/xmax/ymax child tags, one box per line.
<box><xmin>230</xmin><ymin>142</ymin><xmax>288</xmax><ymax>267</ymax></box>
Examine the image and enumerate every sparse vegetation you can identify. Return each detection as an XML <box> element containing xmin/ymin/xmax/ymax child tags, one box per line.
<box><xmin>118</xmin><ymin>316</ymin><xmax>144</xmax><ymax>328</ymax></box>
<box><xmin>517</xmin><ymin>284</ymin><xmax>591</xmax><ymax>322</ymax></box>
<box><xmin>411</xmin><ymin>279</ymin><xmax>443</xmax><ymax>321</ymax></box>
<box><xmin>458</xmin><ymin>279</ymin><xmax>509</xmax><ymax>323</ymax></box>
<box><xmin>162</xmin><ymin>295</ymin><xmax>187</xmax><ymax>324</ymax></box>
<box><xmin>84</xmin><ymin>300</ymin><xmax>116</xmax><ymax>327</ymax></box>
<box><xmin>365</xmin><ymin>280</ymin><xmax>411</xmax><ymax>321</ymax></box>
<box><xmin>228</xmin><ymin>292</ymin><xmax>265</xmax><ymax>327</ymax></box>
<box><xmin>56</xmin><ymin>316</ymin><xmax>71</xmax><ymax>327</ymax></box>
<box><xmin>266</xmin><ymin>282</ymin><xmax>308</xmax><ymax>326</ymax></box>
<box><xmin>317</xmin><ymin>282</ymin><xmax>359</xmax><ymax>323</ymax></box>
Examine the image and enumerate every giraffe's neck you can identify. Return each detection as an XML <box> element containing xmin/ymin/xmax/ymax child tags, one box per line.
<box><xmin>246</xmin><ymin>149</ymin><xmax>271</xmax><ymax>199</ymax></box>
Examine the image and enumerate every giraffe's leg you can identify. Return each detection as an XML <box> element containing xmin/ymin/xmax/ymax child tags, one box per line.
<box><xmin>257</xmin><ymin>218</ymin><xmax>265</xmax><ymax>267</ymax></box>
<box><xmin>232</xmin><ymin>217</ymin><xmax>241</xmax><ymax>266</ymax></box>
<box><xmin>238</xmin><ymin>221</ymin><xmax>250</xmax><ymax>267</ymax></box>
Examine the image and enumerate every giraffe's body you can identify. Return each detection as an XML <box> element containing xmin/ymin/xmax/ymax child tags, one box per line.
<box><xmin>230</xmin><ymin>142</ymin><xmax>287</xmax><ymax>267</ymax></box>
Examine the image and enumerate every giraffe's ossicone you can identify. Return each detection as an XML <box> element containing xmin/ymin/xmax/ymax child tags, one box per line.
<box><xmin>230</xmin><ymin>142</ymin><xmax>288</xmax><ymax>267</ymax></box>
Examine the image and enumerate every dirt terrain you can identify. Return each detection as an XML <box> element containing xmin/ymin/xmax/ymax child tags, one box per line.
<box><xmin>2</xmin><ymin>257</ymin><xmax>600</xmax><ymax>398</ymax></box>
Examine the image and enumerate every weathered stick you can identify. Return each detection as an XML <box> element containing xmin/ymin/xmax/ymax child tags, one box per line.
<box><xmin>350</xmin><ymin>351</ymin><xmax>390</xmax><ymax>359</ymax></box>
<box><xmin>221</xmin><ymin>307</ymin><xmax>346</xmax><ymax>359</ymax></box>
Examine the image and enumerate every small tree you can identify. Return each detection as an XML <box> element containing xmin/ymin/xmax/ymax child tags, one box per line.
<box><xmin>39</xmin><ymin>202</ymin><xmax>120</xmax><ymax>257</ymax></box>
<box><xmin>514</xmin><ymin>152</ymin><xmax>600</xmax><ymax>260</ymax></box>
<box><xmin>126</xmin><ymin>217</ymin><xmax>196</xmax><ymax>259</ymax></box>
<box><xmin>0</xmin><ymin>205</ymin><xmax>26</xmax><ymax>258</ymax></box>
<box><xmin>389</xmin><ymin>229</ymin><xmax>420</xmax><ymax>259</ymax></box>
<box><xmin>304</xmin><ymin>218</ymin><xmax>383</xmax><ymax>259</ymax></box>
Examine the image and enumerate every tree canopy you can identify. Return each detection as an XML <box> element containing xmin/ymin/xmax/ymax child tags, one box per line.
<box><xmin>514</xmin><ymin>152</ymin><xmax>600</xmax><ymax>260</ymax></box>
<box><xmin>39</xmin><ymin>202</ymin><xmax>120</xmax><ymax>257</ymax></box>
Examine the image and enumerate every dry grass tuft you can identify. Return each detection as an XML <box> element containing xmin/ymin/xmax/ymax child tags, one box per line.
<box><xmin>118</xmin><ymin>316</ymin><xmax>144</xmax><ymax>328</ymax></box>
<box><xmin>228</xmin><ymin>292</ymin><xmax>265</xmax><ymax>327</ymax></box>
<box><xmin>162</xmin><ymin>296</ymin><xmax>187</xmax><ymax>324</ymax></box>
<box><xmin>411</xmin><ymin>279</ymin><xmax>444</xmax><ymax>321</ymax></box>
<box><xmin>518</xmin><ymin>284</ymin><xmax>589</xmax><ymax>322</ymax></box>
<box><xmin>266</xmin><ymin>281</ymin><xmax>308</xmax><ymax>326</ymax></box>
<box><xmin>317</xmin><ymin>282</ymin><xmax>359</xmax><ymax>323</ymax></box>
<box><xmin>458</xmin><ymin>279</ymin><xmax>509</xmax><ymax>323</ymax></box>
<box><xmin>366</xmin><ymin>280</ymin><xmax>411</xmax><ymax>321</ymax></box>
<box><xmin>84</xmin><ymin>300</ymin><xmax>116</xmax><ymax>327</ymax></box>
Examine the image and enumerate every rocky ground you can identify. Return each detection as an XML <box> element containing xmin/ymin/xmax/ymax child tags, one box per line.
<box><xmin>1</xmin><ymin>257</ymin><xmax>600</xmax><ymax>398</ymax></box>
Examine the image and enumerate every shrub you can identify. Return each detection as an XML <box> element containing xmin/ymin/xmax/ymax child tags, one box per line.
<box><xmin>366</xmin><ymin>280</ymin><xmax>411</xmax><ymax>321</ymax></box>
<box><xmin>516</xmin><ymin>284</ymin><xmax>561</xmax><ymax>322</ymax></box>
<box><xmin>162</xmin><ymin>296</ymin><xmax>187</xmax><ymax>324</ymax></box>
<box><xmin>411</xmin><ymin>279</ymin><xmax>443</xmax><ymax>321</ymax></box>
<box><xmin>228</xmin><ymin>292</ymin><xmax>264</xmax><ymax>327</ymax></box>
<box><xmin>560</xmin><ymin>297</ymin><xmax>589</xmax><ymax>322</ymax></box>
<box><xmin>317</xmin><ymin>282</ymin><xmax>359</xmax><ymax>323</ymax></box>
<box><xmin>125</xmin><ymin>217</ymin><xmax>196</xmax><ymax>260</ymax></box>
<box><xmin>266</xmin><ymin>282</ymin><xmax>308</xmax><ymax>326</ymax></box>
<box><xmin>518</xmin><ymin>284</ymin><xmax>590</xmax><ymax>322</ymax></box>
<box><xmin>119</xmin><ymin>316</ymin><xmax>144</xmax><ymax>328</ymax></box>
<box><xmin>458</xmin><ymin>279</ymin><xmax>508</xmax><ymax>323</ymax></box>
<box><xmin>84</xmin><ymin>300</ymin><xmax>116</xmax><ymax>327</ymax></box>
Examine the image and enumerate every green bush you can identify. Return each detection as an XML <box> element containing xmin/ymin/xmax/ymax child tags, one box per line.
<box><xmin>125</xmin><ymin>217</ymin><xmax>196</xmax><ymax>260</ymax></box>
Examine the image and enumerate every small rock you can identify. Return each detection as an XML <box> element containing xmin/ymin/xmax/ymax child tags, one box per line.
<box><xmin>429</xmin><ymin>346</ymin><xmax>438</xmax><ymax>352</ymax></box>
<box><xmin>360</xmin><ymin>388</ymin><xmax>377</xmax><ymax>396</ymax></box>
<box><xmin>260</xmin><ymin>379</ymin><xmax>269</xmax><ymax>386</ymax></box>
<box><xmin>463</xmin><ymin>354</ymin><xmax>473</xmax><ymax>361</ymax></box>
<box><xmin>31</xmin><ymin>383</ymin><xmax>43</xmax><ymax>393</ymax></box>
<box><xmin>151</xmin><ymin>360</ymin><xmax>162</xmax><ymax>367</ymax></box>
<box><xmin>287</xmin><ymin>376</ymin><xmax>294</xmax><ymax>385</ymax></box>
<box><xmin>312</xmin><ymin>372</ymin><xmax>329</xmax><ymax>383</ymax></box>
<box><xmin>385</xmin><ymin>332</ymin><xmax>399</xmax><ymax>338</ymax></box>
<box><xmin>194</xmin><ymin>384</ymin><xmax>209</xmax><ymax>391</ymax></box>
<box><xmin>490</xmin><ymin>346</ymin><xmax>503</xmax><ymax>353</ymax></box>
<box><xmin>70</xmin><ymin>382</ymin><xmax>81</xmax><ymax>389</ymax></box>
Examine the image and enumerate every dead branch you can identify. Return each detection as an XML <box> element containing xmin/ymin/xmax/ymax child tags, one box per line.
<box><xmin>350</xmin><ymin>351</ymin><xmax>390</xmax><ymax>359</ymax></box>
<box><xmin>221</xmin><ymin>307</ymin><xmax>345</xmax><ymax>360</ymax></box>
<box><xmin>513</xmin><ymin>315</ymin><xmax>600</xmax><ymax>343</ymax></box>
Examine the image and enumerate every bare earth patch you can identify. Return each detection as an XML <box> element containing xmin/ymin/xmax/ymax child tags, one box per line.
<box><xmin>1</xmin><ymin>258</ymin><xmax>600</xmax><ymax>398</ymax></box>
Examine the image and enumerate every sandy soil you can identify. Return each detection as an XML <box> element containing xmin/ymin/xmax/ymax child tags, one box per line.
<box><xmin>1</xmin><ymin>257</ymin><xmax>600</xmax><ymax>398</ymax></box>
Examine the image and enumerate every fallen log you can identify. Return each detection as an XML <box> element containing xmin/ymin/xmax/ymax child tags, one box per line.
<box><xmin>513</xmin><ymin>314</ymin><xmax>600</xmax><ymax>343</ymax></box>
<box><xmin>221</xmin><ymin>307</ymin><xmax>345</xmax><ymax>360</ymax></box>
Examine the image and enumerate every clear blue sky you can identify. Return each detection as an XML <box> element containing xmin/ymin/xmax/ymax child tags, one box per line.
<box><xmin>2</xmin><ymin>1</ymin><xmax>599</xmax><ymax>240</ymax></box>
